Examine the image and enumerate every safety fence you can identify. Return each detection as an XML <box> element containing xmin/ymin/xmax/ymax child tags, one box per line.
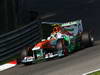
<box><xmin>0</xmin><ymin>20</ymin><xmax>42</xmax><ymax>62</ymax></box>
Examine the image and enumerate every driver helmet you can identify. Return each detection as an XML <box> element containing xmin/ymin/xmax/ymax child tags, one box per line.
<box><xmin>52</xmin><ymin>25</ymin><xmax>62</xmax><ymax>34</ymax></box>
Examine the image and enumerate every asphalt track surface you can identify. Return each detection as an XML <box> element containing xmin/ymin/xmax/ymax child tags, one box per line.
<box><xmin>0</xmin><ymin>41</ymin><xmax>100</xmax><ymax>75</ymax></box>
<box><xmin>0</xmin><ymin>23</ymin><xmax>100</xmax><ymax>75</ymax></box>
<box><xmin>0</xmin><ymin>19</ymin><xmax>100</xmax><ymax>75</ymax></box>
<box><xmin>1</xmin><ymin>0</ymin><xmax>100</xmax><ymax>75</ymax></box>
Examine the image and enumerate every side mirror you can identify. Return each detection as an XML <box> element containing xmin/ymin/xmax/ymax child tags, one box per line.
<box><xmin>41</xmin><ymin>39</ymin><xmax>46</xmax><ymax>41</ymax></box>
<box><xmin>47</xmin><ymin>37</ymin><xmax>51</xmax><ymax>40</ymax></box>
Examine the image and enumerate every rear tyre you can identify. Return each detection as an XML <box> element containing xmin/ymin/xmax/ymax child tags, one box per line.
<box><xmin>56</xmin><ymin>39</ymin><xmax>69</xmax><ymax>57</ymax></box>
<box><xmin>81</xmin><ymin>32</ymin><xmax>94</xmax><ymax>48</ymax></box>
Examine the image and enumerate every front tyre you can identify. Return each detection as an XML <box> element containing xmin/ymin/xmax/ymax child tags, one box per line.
<box><xmin>56</xmin><ymin>39</ymin><xmax>68</xmax><ymax>57</ymax></box>
<box><xmin>17</xmin><ymin>49</ymin><xmax>27</xmax><ymax>64</ymax></box>
<box><xmin>17</xmin><ymin>47</ymin><xmax>33</xmax><ymax>64</ymax></box>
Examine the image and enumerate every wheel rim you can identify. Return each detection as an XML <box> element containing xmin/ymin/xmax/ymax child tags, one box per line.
<box><xmin>91</xmin><ymin>37</ymin><xmax>94</xmax><ymax>42</ymax></box>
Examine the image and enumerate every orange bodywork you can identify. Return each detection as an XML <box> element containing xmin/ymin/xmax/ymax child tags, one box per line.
<box><xmin>34</xmin><ymin>39</ymin><xmax>54</xmax><ymax>49</ymax></box>
<box><xmin>33</xmin><ymin>25</ymin><xmax>71</xmax><ymax>49</ymax></box>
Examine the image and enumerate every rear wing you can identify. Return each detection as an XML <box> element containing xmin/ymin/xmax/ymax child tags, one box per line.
<box><xmin>61</xmin><ymin>20</ymin><xmax>83</xmax><ymax>34</ymax></box>
<box><xmin>41</xmin><ymin>20</ymin><xmax>83</xmax><ymax>33</ymax></box>
<box><xmin>42</xmin><ymin>20</ymin><xmax>82</xmax><ymax>27</ymax></box>
<box><xmin>41</xmin><ymin>22</ymin><xmax>63</xmax><ymax>25</ymax></box>
<box><xmin>61</xmin><ymin>20</ymin><xmax>82</xmax><ymax>27</ymax></box>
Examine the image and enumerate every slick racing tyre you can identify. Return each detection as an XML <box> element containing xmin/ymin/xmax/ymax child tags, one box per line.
<box><xmin>17</xmin><ymin>47</ymin><xmax>33</xmax><ymax>64</ymax></box>
<box><xmin>81</xmin><ymin>32</ymin><xmax>94</xmax><ymax>48</ymax></box>
<box><xmin>56</xmin><ymin>39</ymin><xmax>68</xmax><ymax>57</ymax></box>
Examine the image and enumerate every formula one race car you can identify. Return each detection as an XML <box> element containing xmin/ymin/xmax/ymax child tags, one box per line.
<box><xmin>17</xmin><ymin>20</ymin><xmax>94</xmax><ymax>64</ymax></box>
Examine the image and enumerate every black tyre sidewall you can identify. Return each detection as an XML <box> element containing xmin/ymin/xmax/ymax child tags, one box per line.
<box><xmin>56</xmin><ymin>39</ymin><xmax>68</xmax><ymax>56</ymax></box>
<box><xmin>81</xmin><ymin>32</ymin><xmax>94</xmax><ymax>47</ymax></box>
<box><xmin>17</xmin><ymin>49</ymin><xmax>28</xmax><ymax>64</ymax></box>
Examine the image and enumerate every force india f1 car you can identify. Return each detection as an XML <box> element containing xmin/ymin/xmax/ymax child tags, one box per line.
<box><xmin>17</xmin><ymin>20</ymin><xmax>94</xmax><ymax>64</ymax></box>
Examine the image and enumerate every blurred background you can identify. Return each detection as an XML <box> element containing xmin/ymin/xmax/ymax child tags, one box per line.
<box><xmin>0</xmin><ymin>0</ymin><xmax>100</xmax><ymax>39</ymax></box>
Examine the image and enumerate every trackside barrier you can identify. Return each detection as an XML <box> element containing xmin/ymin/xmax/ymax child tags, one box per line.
<box><xmin>0</xmin><ymin>20</ymin><xmax>42</xmax><ymax>62</ymax></box>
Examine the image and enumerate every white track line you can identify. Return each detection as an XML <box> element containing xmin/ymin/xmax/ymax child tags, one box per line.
<box><xmin>0</xmin><ymin>60</ymin><xmax>17</xmax><ymax>71</ymax></box>
<box><xmin>82</xmin><ymin>69</ymin><xmax>100</xmax><ymax>75</ymax></box>
<box><xmin>0</xmin><ymin>64</ymin><xmax>16</xmax><ymax>71</ymax></box>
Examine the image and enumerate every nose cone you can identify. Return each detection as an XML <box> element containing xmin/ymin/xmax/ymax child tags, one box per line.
<box><xmin>34</xmin><ymin>40</ymin><xmax>50</xmax><ymax>48</ymax></box>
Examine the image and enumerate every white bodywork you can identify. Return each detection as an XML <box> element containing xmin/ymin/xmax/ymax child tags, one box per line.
<box><xmin>61</xmin><ymin>20</ymin><xmax>83</xmax><ymax>35</ymax></box>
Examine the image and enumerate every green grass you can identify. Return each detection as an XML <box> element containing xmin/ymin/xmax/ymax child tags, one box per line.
<box><xmin>87</xmin><ymin>71</ymin><xmax>100</xmax><ymax>75</ymax></box>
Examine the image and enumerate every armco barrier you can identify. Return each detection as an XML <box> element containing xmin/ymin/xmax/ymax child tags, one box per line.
<box><xmin>0</xmin><ymin>20</ymin><xmax>42</xmax><ymax>62</ymax></box>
